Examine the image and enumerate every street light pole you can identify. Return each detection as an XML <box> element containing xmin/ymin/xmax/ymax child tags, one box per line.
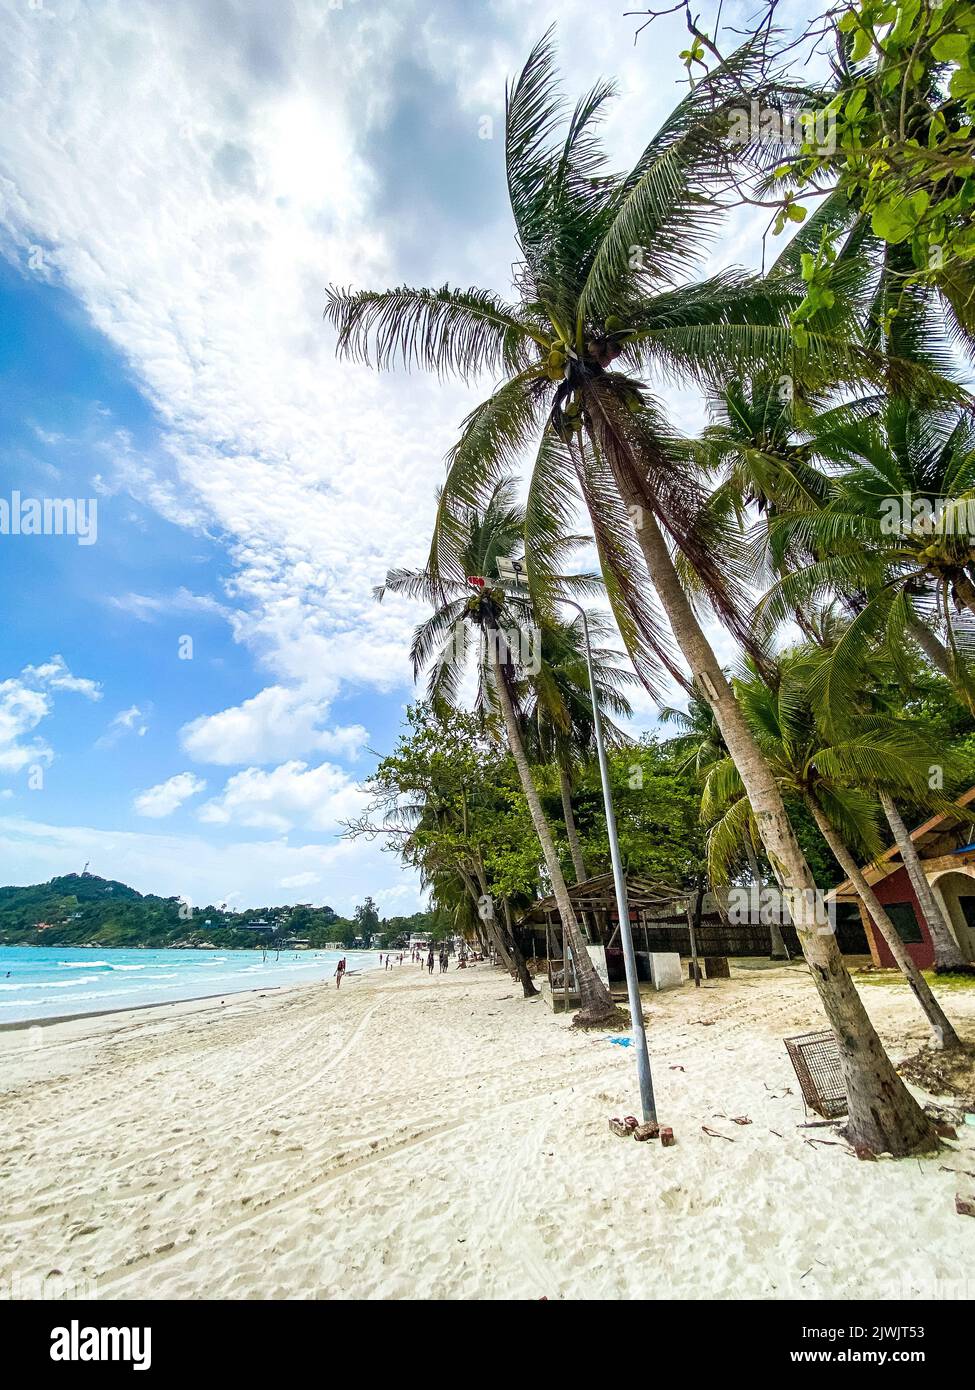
<box><xmin>496</xmin><ymin>559</ymin><xmax>657</xmax><ymax>1124</ymax></box>
<box><xmin>562</xmin><ymin>598</ymin><xmax>657</xmax><ymax>1125</ymax></box>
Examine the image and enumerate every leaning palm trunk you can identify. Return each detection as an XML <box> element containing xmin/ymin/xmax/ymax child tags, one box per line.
<box><xmin>559</xmin><ymin>762</ymin><xmax>588</xmax><ymax>884</ymax></box>
<box><xmin>610</xmin><ymin>488</ymin><xmax>936</xmax><ymax>1152</ymax></box>
<box><xmin>905</xmin><ymin>613</ymin><xmax>975</xmax><ymax>718</ymax></box>
<box><xmin>501</xmin><ymin>896</ymin><xmax>539</xmax><ymax>998</ymax></box>
<box><xmin>460</xmin><ymin>863</ymin><xmax>513</xmax><ymax>973</ymax></box>
<box><xmin>744</xmin><ymin>839</ymin><xmax>789</xmax><ymax>960</ymax></box>
<box><xmin>471</xmin><ymin>869</ymin><xmax>530</xmax><ymax>988</ymax></box>
<box><xmin>807</xmin><ymin>793</ymin><xmax>960</xmax><ymax>1050</ymax></box>
<box><xmin>879</xmin><ymin>792</ymin><xmax>971</xmax><ymax>973</ymax></box>
<box><xmin>490</xmin><ymin>650</ymin><xmax>618</xmax><ymax>1025</ymax></box>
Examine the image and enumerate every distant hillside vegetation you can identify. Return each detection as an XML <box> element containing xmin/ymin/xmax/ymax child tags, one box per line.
<box><xmin>0</xmin><ymin>874</ymin><xmax>432</xmax><ymax>949</ymax></box>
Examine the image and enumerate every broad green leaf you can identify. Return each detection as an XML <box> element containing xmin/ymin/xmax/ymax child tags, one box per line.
<box><xmin>932</xmin><ymin>33</ymin><xmax>970</xmax><ymax>62</ymax></box>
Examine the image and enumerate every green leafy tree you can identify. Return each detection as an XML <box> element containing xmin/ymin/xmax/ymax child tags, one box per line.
<box><xmin>354</xmin><ymin>896</ymin><xmax>381</xmax><ymax>944</ymax></box>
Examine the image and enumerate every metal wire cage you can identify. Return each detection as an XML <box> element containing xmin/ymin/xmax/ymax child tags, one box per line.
<box><xmin>784</xmin><ymin>1030</ymin><xmax>849</xmax><ymax>1119</ymax></box>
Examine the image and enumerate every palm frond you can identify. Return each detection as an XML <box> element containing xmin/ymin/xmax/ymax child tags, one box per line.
<box><xmin>324</xmin><ymin>284</ymin><xmax>542</xmax><ymax>381</ymax></box>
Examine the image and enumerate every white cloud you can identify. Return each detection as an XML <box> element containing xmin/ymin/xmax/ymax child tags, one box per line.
<box><xmin>20</xmin><ymin>655</ymin><xmax>102</xmax><ymax>702</ymax></box>
<box><xmin>134</xmin><ymin>771</ymin><xmax>207</xmax><ymax>819</ymax></box>
<box><xmin>181</xmin><ymin>684</ymin><xmax>367</xmax><ymax>765</ymax></box>
<box><xmin>280</xmin><ymin>871</ymin><xmax>320</xmax><ymax>889</ymax></box>
<box><xmin>0</xmin><ymin>0</ymin><xmax>461</xmax><ymax>706</ymax></box>
<box><xmin>0</xmin><ymin>814</ymin><xmax>420</xmax><ymax>916</ymax></box>
<box><xmin>197</xmin><ymin>759</ymin><xmax>366</xmax><ymax>833</ymax></box>
<box><xmin>96</xmin><ymin>703</ymin><xmax>150</xmax><ymax>748</ymax></box>
<box><xmin>107</xmin><ymin>588</ymin><xmax>233</xmax><ymax>625</ymax></box>
<box><xmin>0</xmin><ymin>656</ymin><xmax>101</xmax><ymax>775</ymax></box>
<box><xmin>0</xmin><ymin>2</ymin><xmax>766</xmax><ymax>742</ymax></box>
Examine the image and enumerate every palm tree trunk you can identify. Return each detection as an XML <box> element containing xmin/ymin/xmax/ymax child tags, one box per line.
<box><xmin>472</xmin><ymin>864</ymin><xmax>517</xmax><ymax>976</ymax></box>
<box><xmin>807</xmin><ymin>793</ymin><xmax>960</xmax><ymax>1049</ymax></box>
<box><xmin>617</xmin><ymin>496</ymin><xmax>936</xmax><ymax>1153</ymax></box>
<box><xmin>502</xmin><ymin>897</ymin><xmax>539</xmax><ymax>997</ymax></box>
<box><xmin>559</xmin><ymin>761</ymin><xmax>588</xmax><ymax>884</ymax></box>
<box><xmin>459</xmin><ymin>863</ymin><xmax>512</xmax><ymax>972</ymax></box>
<box><xmin>490</xmin><ymin>649</ymin><xmax>618</xmax><ymax>1024</ymax></box>
<box><xmin>744</xmin><ymin>839</ymin><xmax>789</xmax><ymax>959</ymax></box>
<box><xmin>905</xmin><ymin>612</ymin><xmax>975</xmax><ymax>717</ymax></box>
<box><xmin>879</xmin><ymin>791</ymin><xmax>971</xmax><ymax>972</ymax></box>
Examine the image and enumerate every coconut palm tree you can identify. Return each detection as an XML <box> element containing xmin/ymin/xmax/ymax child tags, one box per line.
<box><xmin>704</xmin><ymin>657</ymin><xmax>961</xmax><ymax>1049</ymax></box>
<box><xmin>713</xmin><ymin>383</ymin><xmax>975</xmax><ymax>971</ymax></box>
<box><xmin>357</xmin><ymin>701</ymin><xmax>537</xmax><ymax>993</ymax></box>
<box><xmin>661</xmin><ymin>687</ymin><xmax>790</xmax><ymax>959</ymax></box>
<box><xmin>801</xmin><ymin>643</ymin><xmax>975</xmax><ymax>975</ymax></box>
<box><xmin>376</xmin><ymin>480</ymin><xmax>619</xmax><ymax>1023</ymax></box>
<box><xmin>756</xmin><ymin>399</ymin><xmax>975</xmax><ymax>719</ymax></box>
<box><xmin>526</xmin><ymin>610</ymin><xmax>635</xmax><ymax>884</ymax></box>
<box><xmin>326</xmin><ymin>34</ymin><xmax>938</xmax><ymax>1150</ymax></box>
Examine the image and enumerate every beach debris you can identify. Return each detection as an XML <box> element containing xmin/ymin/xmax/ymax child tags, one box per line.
<box><xmin>607</xmin><ymin>1034</ymin><xmax>633</xmax><ymax>1048</ymax></box>
<box><xmin>852</xmin><ymin>1143</ymin><xmax>878</xmax><ymax>1161</ymax></box>
<box><xmin>633</xmin><ymin>1122</ymin><xmax>659</xmax><ymax>1142</ymax></box>
<box><xmin>660</xmin><ymin>1127</ymin><xmax>675</xmax><ymax>1147</ymax></box>
<box><xmin>702</xmin><ymin>1126</ymin><xmax>733</xmax><ymax>1142</ymax></box>
<box><xmin>934</xmin><ymin>1121</ymin><xmax>958</xmax><ymax>1140</ymax></box>
<box><xmin>955</xmin><ymin>1193</ymin><xmax>975</xmax><ymax>1218</ymax></box>
<box><xmin>669</xmin><ymin>1064</ymin><xmax>685</xmax><ymax>1072</ymax></box>
<box><xmin>730</xmin><ymin>1115</ymin><xmax>752</xmax><ymax>1126</ymax></box>
<box><xmin>608</xmin><ymin>1116</ymin><xmax>639</xmax><ymax>1138</ymax></box>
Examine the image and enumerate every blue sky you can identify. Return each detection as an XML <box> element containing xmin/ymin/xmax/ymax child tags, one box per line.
<box><xmin>0</xmin><ymin>0</ymin><xmax>777</xmax><ymax>911</ymax></box>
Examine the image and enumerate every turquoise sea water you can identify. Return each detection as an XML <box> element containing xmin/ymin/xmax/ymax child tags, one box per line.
<box><xmin>0</xmin><ymin>945</ymin><xmax>381</xmax><ymax>1024</ymax></box>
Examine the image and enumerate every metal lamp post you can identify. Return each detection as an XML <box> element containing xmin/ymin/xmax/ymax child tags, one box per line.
<box><xmin>497</xmin><ymin>556</ymin><xmax>657</xmax><ymax>1124</ymax></box>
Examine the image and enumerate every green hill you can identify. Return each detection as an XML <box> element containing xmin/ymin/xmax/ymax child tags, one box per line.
<box><xmin>0</xmin><ymin>873</ymin><xmax>334</xmax><ymax>949</ymax></box>
<box><xmin>0</xmin><ymin>874</ymin><xmax>433</xmax><ymax>949</ymax></box>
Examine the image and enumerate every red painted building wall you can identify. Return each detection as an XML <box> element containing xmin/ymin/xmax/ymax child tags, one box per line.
<box><xmin>864</xmin><ymin>864</ymin><xmax>934</xmax><ymax>969</ymax></box>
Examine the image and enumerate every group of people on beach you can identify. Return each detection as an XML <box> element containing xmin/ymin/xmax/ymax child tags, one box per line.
<box><xmin>376</xmin><ymin>944</ymin><xmax>453</xmax><ymax>974</ymax></box>
<box><xmin>337</xmin><ymin>942</ymin><xmax>478</xmax><ymax>990</ymax></box>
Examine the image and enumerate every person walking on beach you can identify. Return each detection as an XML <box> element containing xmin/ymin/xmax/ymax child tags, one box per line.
<box><xmin>427</xmin><ymin>947</ymin><xmax>434</xmax><ymax>975</ymax></box>
<box><xmin>335</xmin><ymin>957</ymin><xmax>346</xmax><ymax>989</ymax></box>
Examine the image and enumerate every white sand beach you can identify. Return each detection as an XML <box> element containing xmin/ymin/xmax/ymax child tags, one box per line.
<box><xmin>1</xmin><ymin>961</ymin><xmax>973</xmax><ymax>1301</ymax></box>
